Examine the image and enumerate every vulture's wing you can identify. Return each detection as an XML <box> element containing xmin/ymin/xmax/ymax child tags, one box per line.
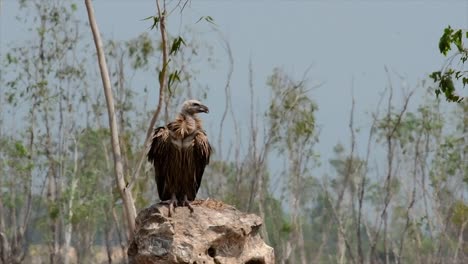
<box><xmin>193</xmin><ymin>130</ymin><xmax>212</xmax><ymax>194</ymax></box>
<box><xmin>147</xmin><ymin>127</ymin><xmax>171</xmax><ymax>200</ymax></box>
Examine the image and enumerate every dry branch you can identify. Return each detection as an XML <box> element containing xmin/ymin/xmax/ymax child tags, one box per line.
<box><xmin>84</xmin><ymin>0</ymin><xmax>137</xmax><ymax>236</ymax></box>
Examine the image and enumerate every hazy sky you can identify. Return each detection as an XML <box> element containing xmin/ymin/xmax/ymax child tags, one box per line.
<box><xmin>1</xmin><ymin>0</ymin><xmax>467</xmax><ymax>177</ymax></box>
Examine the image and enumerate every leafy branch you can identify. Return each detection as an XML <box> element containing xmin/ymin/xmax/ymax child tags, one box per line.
<box><xmin>128</xmin><ymin>0</ymin><xmax>200</xmax><ymax>189</ymax></box>
<box><xmin>430</xmin><ymin>26</ymin><xmax>468</xmax><ymax>103</ymax></box>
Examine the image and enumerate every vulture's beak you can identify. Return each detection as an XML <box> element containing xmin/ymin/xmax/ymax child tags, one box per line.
<box><xmin>198</xmin><ymin>104</ymin><xmax>209</xmax><ymax>113</ymax></box>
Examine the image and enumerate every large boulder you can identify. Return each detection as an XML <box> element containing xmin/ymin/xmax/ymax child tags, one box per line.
<box><xmin>128</xmin><ymin>199</ymin><xmax>274</xmax><ymax>264</ymax></box>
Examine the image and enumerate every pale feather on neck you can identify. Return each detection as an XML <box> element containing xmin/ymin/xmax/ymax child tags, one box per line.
<box><xmin>174</xmin><ymin>113</ymin><xmax>201</xmax><ymax>138</ymax></box>
<box><xmin>169</xmin><ymin>113</ymin><xmax>200</xmax><ymax>148</ymax></box>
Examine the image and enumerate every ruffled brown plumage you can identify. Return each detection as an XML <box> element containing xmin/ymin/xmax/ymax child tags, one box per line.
<box><xmin>147</xmin><ymin>100</ymin><xmax>211</xmax><ymax>216</ymax></box>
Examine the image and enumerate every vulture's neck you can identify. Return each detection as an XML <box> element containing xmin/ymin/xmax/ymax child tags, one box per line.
<box><xmin>170</xmin><ymin>113</ymin><xmax>202</xmax><ymax>139</ymax></box>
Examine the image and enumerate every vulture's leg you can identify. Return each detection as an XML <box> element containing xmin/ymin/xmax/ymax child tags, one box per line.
<box><xmin>182</xmin><ymin>195</ymin><xmax>194</xmax><ymax>213</ymax></box>
<box><xmin>160</xmin><ymin>193</ymin><xmax>178</xmax><ymax>217</ymax></box>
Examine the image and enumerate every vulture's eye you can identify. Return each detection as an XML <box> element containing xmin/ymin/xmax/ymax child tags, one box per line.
<box><xmin>193</xmin><ymin>103</ymin><xmax>200</xmax><ymax>106</ymax></box>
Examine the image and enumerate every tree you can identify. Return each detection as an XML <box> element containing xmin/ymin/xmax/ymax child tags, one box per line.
<box><xmin>0</xmin><ymin>140</ymin><xmax>33</xmax><ymax>264</ymax></box>
<box><xmin>267</xmin><ymin>68</ymin><xmax>319</xmax><ymax>264</ymax></box>
<box><xmin>1</xmin><ymin>1</ymin><xmax>90</xmax><ymax>262</ymax></box>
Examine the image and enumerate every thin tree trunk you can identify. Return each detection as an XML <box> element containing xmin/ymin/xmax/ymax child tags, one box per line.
<box><xmin>63</xmin><ymin>137</ymin><xmax>79</xmax><ymax>264</ymax></box>
<box><xmin>297</xmin><ymin>222</ymin><xmax>307</xmax><ymax>264</ymax></box>
<box><xmin>338</xmin><ymin>231</ymin><xmax>346</xmax><ymax>264</ymax></box>
<box><xmin>104</xmin><ymin>207</ymin><xmax>114</xmax><ymax>264</ymax></box>
<box><xmin>113</xmin><ymin>207</ymin><xmax>127</xmax><ymax>264</ymax></box>
<box><xmin>63</xmin><ymin>179</ymin><xmax>77</xmax><ymax>264</ymax></box>
<box><xmin>84</xmin><ymin>0</ymin><xmax>137</xmax><ymax>236</ymax></box>
<box><xmin>453</xmin><ymin>220</ymin><xmax>468</xmax><ymax>263</ymax></box>
<box><xmin>45</xmin><ymin>107</ymin><xmax>59</xmax><ymax>264</ymax></box>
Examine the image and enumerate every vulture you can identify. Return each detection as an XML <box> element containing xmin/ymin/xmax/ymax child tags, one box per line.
<box><xmin>147</xmin><ymin>99</ymin><xmax>212</xmax><ymax>215</ymax></box>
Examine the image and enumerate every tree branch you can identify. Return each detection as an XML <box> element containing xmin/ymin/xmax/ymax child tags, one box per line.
<box><xmin>128</xmin><ymin>0</ymin><xmax>168</xmax><ymax>190</ymax></box>
<box><xmin>84</xmin><ymin>0</ymin><xmax>137</xmax><ymax>236</ymax></box>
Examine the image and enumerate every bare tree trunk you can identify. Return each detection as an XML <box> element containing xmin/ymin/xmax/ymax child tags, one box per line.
<box><xmin>245</xmin><ymin>59</ymin><xmax>271</xmax><ymax>244</ymax></box>
<box><xmin>286</xmin><ymin>153</ymin><xmax>308</xmax><ymax>264</ymax></box>
<box><xmin>113</xmin><ymin>207</ymin><xmax>128</xmax><ymax>264</ymax></box>
<box><xmin>325</xmin><ymin>183</ymin><xmax>357</xmax><ymax>264</ymax></box>
<box><xmin>44</xmin><ymin>102</ymin><xmax>60</xmax><ymax>264</ymax></box>
<box><xmin>313</xmin><ymin>219</ymin><xmax>333</xmax><ymax>263</ymax></box>
<box><xmin>104</xmin><ymin>207</ymin><xmax>114</xmax><ymax>264</ymax></box>
<box><xmin>36</xmin><ymin>6</ymin><xmax>62</xmax><ymax>262</ymax></box>
<box><xmin>84</xmin><ymin>0</ymin><xmax>137</xmax><ymax>236</ymax></box>
<box><xmin>453</xmin><ymin>220</ymin><xmax>468</xmax><ymax>263</ymax></box>
<box><xmin>63</xmin><ymin>179</ymin><xmax>78</xmax><ymax>264</ymax></box>
<box><xmin>396</xmin><ymin>135</ymin><xmax>420</xmax><ymax>264</ymax></box>
<box><xmin>338</xmin><ymin>231</ymin><xmax>346</xmax><ymax>264</ymax></box>
<box><xmin>117</xmin><ymin>54</ymin><xmax>131</xmax><ymax>178</ymax></box>
<box><xmin>63</xmin><ymin>137</ymin><xmax>79</xmax><ymax>264</ymax></box>
<box><xmin>290</xmin><ymin>158</ymin><xmax>300</xmax><ymax>264</ymax></box>
<box><xmin>463</xmin><ymin>101</ymin><xmax>468</xmax><ymax>184</ymax></box>
<box><xmin>0</xmin><ymin>232</ymin><xmax>8</xmax><ymax>264</ymax></box>
<box><xmin>297</xmin><ymin>222</ymin><xmax>307</xmax><ymax>264</ymax></box>
<box><xmin>281</xmin><ymin>240</ymin><xmax>292</xmax><ymax>264</ymax></box>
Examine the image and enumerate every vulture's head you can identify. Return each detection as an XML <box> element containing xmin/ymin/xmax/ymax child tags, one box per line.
<box><xmin>181</xmin><ymin>99</ymin><xmax>209</xmax><ymax>115</ymax></box>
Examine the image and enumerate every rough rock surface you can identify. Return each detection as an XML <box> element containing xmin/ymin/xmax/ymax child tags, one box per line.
<box><xmin>128</xmin><ymin>199</ymin><xmax>275</xmax><ymax>264</ymax></box>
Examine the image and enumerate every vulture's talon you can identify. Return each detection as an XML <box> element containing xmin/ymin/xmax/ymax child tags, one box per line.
<box><xmin>183</xmin><ymin>195</ymin><xmax>194</xmax><ymax>214</ymax></box>
<box><xmin>160</xmin><ymin>195</ymin><xmax>178</xmax><ymax>217</ymax></box>
<box><xmin>168</xmin><ymin>202</ymin><xmax>175</xmax><ymax>217</ymax></box>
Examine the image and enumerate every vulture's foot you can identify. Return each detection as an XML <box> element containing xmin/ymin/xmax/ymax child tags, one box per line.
<box><xmin>182</xmin><ymin>195</ymin><xmax>194</xmax><ymax>214</ymax></box>
<box><xmin>160</xmin><ymin>194</ymin><xmax>178</xmax><ymax>217</ymax></box>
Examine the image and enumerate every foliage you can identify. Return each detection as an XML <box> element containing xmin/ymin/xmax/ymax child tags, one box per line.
<box><xmin>430</xmin><ymin>26</ymin><xmax>468</xmax><ymax>102</ymax></box>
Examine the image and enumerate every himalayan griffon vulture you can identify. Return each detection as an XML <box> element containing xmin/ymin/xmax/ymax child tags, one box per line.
<box><xmin>147</xmin><ymin>99</ymin><xmax>211</xmax><ymax>215</ymax></box>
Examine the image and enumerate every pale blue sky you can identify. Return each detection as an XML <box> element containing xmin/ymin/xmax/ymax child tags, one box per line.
<box><xmin>1</xmin><ymin>0</ymin><xmax>467</xmax><ymax>180</ymax></box>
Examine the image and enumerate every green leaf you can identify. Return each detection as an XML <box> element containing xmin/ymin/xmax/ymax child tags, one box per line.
<box><xmin>462</xmin><ymin>55</ymin><xmax>468</xmax><ymax>63</ymax></box>
<box><xmin>439</xmin><ymin>74</ymin><xmax>462</xmax><ymax>102</ymax></box>
<box><xmin>453</xmin><ymin>29</ymin><xmax>463</xmax><ymax>52</ymax></box>
<box><xmin>167</xmin><ymin>70</ymin><xmax>181</xmax><ymax>95</ymax></box>
<box><xmin>151</xmin><ymin>16</ymin><xmax>160</xmax><ymax>30</ymax></box>
<box><xmin>14</xmin><ymin>141</ymin><xmax>28</xmax><ymax>157</ymax></box>
<box><xmin>49</xmin><ymin>204</ymin><xmax>60</xmax><ymax>219</ymax></box>
<box><xmin>158</xmin><ymin>70</ymin><xmax>163</xmax><ymax>85</ymax></box>
<box><xmin>429</xmin><ymin>71</ymin><xmax>441</xmax><ymax>82</ymax></box>
<box><xmin>205</xmin><ymin>16</ymin><xmax>215</xmax><ymax>24</ymax></box>
<box><xmin>463</xmin><ymin>77</ymin><xmax>468</xmax><ymax>86</ymax></box>
<box><xmin>169</xmin><ymin>37</ymin><xmax>186</xmax><ymax>56</ymax></box>
<box><xmin>439</xmin><ymin>26</ymin><xmax>454</xmax><ymax>55</ymax></box>
<box><xmin>6</xmin><ymin>53</ymin><xmax>18</xmax><ymax>64</ymax></box>
<box><xmin>196</xmin><ymin>16</ymin><xmax>216</xmax><ymax>25</ymax></box>
<box><xmin>7</xmin><ymin>93</ymin><xmax>15</xmax><ymax>103</ymax></box>
<box><xmin>142</xmin><ymin>15</ymin><xmax>160</xmax><ymax>30</ymax></box>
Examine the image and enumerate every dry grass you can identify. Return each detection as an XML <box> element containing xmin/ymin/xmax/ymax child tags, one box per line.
<box><xmin>191</xmin><ymin>198</ymin><xmax>235</xmax><ymax>210</ymax></box>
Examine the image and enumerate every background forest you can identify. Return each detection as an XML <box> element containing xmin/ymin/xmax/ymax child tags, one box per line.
<box><xmin>0</xmin><ymin>0</ymin><xmax>467</xmax><ymax>264</ymax></box>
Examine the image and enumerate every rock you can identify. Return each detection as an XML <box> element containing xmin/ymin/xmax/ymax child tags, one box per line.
<box><xmin>128</xmin><ymin>199</ymin><xmax>275</xmax><ymax>264</ymax></box>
